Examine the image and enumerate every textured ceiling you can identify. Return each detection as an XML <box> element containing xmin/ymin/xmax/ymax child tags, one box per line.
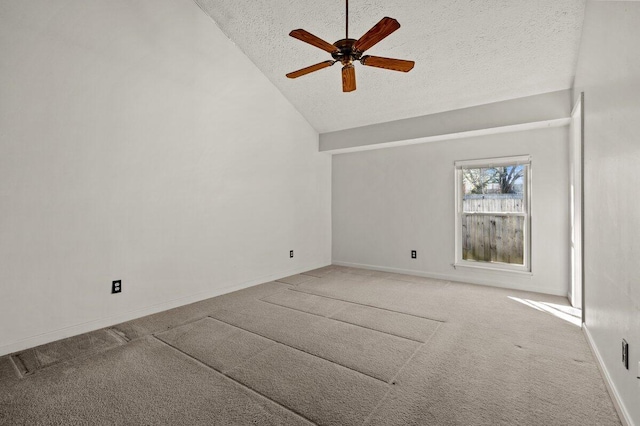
<box><xmin>194</xmin><ymin>0</ymin><xmax>586</xmax><ymax>133</ymax></box>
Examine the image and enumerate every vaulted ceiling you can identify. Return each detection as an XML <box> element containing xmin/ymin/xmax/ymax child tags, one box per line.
<box><xmin>195</xmin><ymin>0</ymin><xmax>586</xmax><ymax>133</ymax></box>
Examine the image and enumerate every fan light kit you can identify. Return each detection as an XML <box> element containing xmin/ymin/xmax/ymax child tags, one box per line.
<box><xmin>286</xmin><ymin>0</ymin><xmax>415</xmax><ymax>92</ymax></box>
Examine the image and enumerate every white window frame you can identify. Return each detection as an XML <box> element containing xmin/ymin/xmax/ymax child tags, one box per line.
<box><xmin>454</xmin><ymin>155</ymin><xmax>532</xmax><ymax>273</ymax></box>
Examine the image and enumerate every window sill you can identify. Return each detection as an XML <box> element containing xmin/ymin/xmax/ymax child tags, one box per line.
<box><xmin>453</xmin><ymin>262</ymin><xmax>533</xmax><ymax>276</ymax></box>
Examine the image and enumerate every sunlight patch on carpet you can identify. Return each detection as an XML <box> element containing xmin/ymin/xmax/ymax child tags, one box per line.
<box><xmin>508</xmin><ymin>297</ymin><xmax>581</xmax><ymax>326</ymax></box>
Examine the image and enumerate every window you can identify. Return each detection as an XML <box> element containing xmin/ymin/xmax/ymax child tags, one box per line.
<box><xmin>454</xmin><ymin>156</ymin><xmax>531</xmax><ymax>273</ymax></box>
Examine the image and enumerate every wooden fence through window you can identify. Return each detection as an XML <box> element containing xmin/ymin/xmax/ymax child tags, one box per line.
<box><xmin>462</xmin><ymin>195</ymin><xmax>524</xmax><ymax>265</ymax></box>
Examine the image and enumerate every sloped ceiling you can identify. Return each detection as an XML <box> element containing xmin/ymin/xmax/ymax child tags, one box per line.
<box><xmin>194</xmin><ymin>0</ymin><xmax>586</xmax><ymax>133</ymax></box>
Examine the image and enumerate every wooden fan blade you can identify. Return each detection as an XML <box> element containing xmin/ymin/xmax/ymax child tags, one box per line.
<box><xmin>286</xmin><ymin>60</ymin><xmax>336</xmax><ymax>79</ymax></box>
<box><xmin>289</xmin><ymin>29</ymin><xmax>338</xmax><ymax>53</ymax></box>
<box><xmin>353</xmin><ymin>17</ymin><xmax>400</xmax><ymax>53</ymax></box>
<box><xmin>360</xmin><ymin>55</ymin><xmax>415</xmax><ymax>72</ymax></box>
<box><xmin>342</xmin><ymin>64</ymin><xmax>356</xmax><ymax>92</ymax></box>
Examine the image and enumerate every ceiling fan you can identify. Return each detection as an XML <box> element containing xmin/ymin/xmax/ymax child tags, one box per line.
<box><xmin>286</xmin><ymin>0</ymin><xmax>415</xmax><ymax>93</ymax></box>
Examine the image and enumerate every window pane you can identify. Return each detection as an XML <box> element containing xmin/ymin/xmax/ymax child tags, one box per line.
<box><xmin>462</xmin><ymin>165</ymin><xmax>525</xmax><ymax>213</ymax></box>
<box><xmin>462</xmin><ymin>167</ymin><xmax>492</xmax><ymax>195</ymax></box>
<box><xmin>462</xmin><ymin>214</ymin><xmax>525</xmax><ymax>265</ymax></box>
<box><xmin>458</xmin><ymin>161</ymin><xmax>528</xmax><ymax>267</ymax></box>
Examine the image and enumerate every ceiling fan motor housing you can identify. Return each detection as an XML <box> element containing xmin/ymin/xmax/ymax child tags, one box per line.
<box><xmin>331</xmin><ymin>39</ymin><xmax>362</xmax><ymax>65</ymax></box>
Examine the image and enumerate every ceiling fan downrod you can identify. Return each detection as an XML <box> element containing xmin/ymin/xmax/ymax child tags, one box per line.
<box><xmin>346</xmin><ymin>0</ymin><xmax>349</xmax><ymax>40</ymax></box>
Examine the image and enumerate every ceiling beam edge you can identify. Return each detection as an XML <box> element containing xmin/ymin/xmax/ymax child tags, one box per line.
<box><xmin>319</xmin><ymin>89</ymin><xmax>572</xmax><ymax>154</ymax></box>
<box><xmin>320</xmin><ymin>118</ymin><xmax>571</xmax><ymax>155</ymax></box>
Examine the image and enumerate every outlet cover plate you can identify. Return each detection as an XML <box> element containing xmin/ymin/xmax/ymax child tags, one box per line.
<box><xmin>112</xmin><ymin>280</ymin><xmax>121</xmax><ymax>294</ymax></box>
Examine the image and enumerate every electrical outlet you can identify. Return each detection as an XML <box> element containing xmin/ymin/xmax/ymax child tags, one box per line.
<box><xmin>290</xmin><ymin>250</ymin><xmax>294</xmax><ymax>258</ymax></box>
<box><xmin>112</xmin><ymin>280</ymin><xmax>121</xmax><ymax>294</ymax></box>
<box><xmin>622</xmin><ymin>339</ymin><xmax>629</xmax><ymax>369</ymax></box>
<box><xmin>411</xmin><ymin>250</ymin><xmax>417</xmax><ymax>259</ymax></box>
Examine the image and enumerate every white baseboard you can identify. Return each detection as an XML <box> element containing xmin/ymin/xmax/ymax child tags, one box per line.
<box><xmin>0</xmin><ymin>262</ymin><xmax>329</xmax><ymax>357</ymax></box>
<box><xmin>332</xmin><ymin>260</ymin><xmax>567</xmax><ymax>296</ymax></box>
<box><xmin>583</xmin><ymin>325</ymin><xmax>634</xmax><ymax>426</ymax></box>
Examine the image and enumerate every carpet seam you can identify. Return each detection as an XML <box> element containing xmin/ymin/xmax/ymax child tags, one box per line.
<box><xmin>113</xmin><ymin>282</ymin><xmax>299</xmax><ymax>342</ymax></box>
<box><xmin>361</xmin><ymin>322</ymin><xmax>444</xmax><ymax>426</ymax></box>
<box><xmin>275</xmin><ymin>277</ymin><xmax>316</xmax><ymax>286</ymax></box>
<box><xmin>220</xmin><ymin>342</ymin><xmax>279</xmax><ymax>375</ymax></box>
<box><xmin>152</xmin><ymin>316</ymin><xmax>213</xmax><ymax>337</ymax></box>
<box><xmin>289</xmin><ymin>287</ymin><xmax>446</xmax><ymax>323</ymax></box>
<box><xmin>200</xmin><ymin>317</ymin><xmax>281</xmax><ymax>374</ymax></box>
<box><xmin>274</xmin><ymin>280</ymin><xmax>297</xmax><ymax>287</ymax></box>
<box><xmin>388</xmin><ymin>322</ymin><xmax>443</xmax><ymax>384</ymax></box>
<box><xmin>259</xmin><ymin>298</ymin><xmax>427</xmax><ymax>344</ymax></box>
<box><xmin>117</xmin><ymin>314</ymin><xmax>213</xmax><ymax>343</ymax></box>
<box><xmin>206</xmin><ymin>315</ymin><xmax>390</xmax><ymax>384</ymax></box>
<box><xmin>368</xmin><ymin>275</ymin><xmax>449</xmax><ymax>287</ymax></box>
<box><xmin>320</xmin><ymin>269</ymin><xmax>449</xmax><ymax>287</ymax></box>
<box><xmin>8</xmin><ymin>336</ymin><xmax>128</xmax><ymax>380</ymax></box>
<box><xmin>327</xmin><ymin>317</ymin><xmax>425</xmax><ymax>344</ymax></box>
<box><xmin>105</xmin><ymin>328</ymin><xmax>130</xmax><ymax>344</ymax></box>
<box><xmin>300</xmin><ymin>273</ymin><xmax>323</xmax><ymax>278</ymax></box>
<box><xmin>153</xmin><ymin>322</ymin><xmax>278</xmax><ymax>376</ymax></box>
<box><xmin>151</xmin><ymin>335</ymin><xmax>318</xmax><ymax>426</ymax></box>
<box><xmin>300</xmin><ymin>269</ymin><xmax>333</xmax><ymax>278</ymax></box>
<box><xmin>8</xmin><ymin>354</ymin><xmax>24</xmax><ymax>379</ymax></box>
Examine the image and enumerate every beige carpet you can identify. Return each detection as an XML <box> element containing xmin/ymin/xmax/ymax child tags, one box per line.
<box><xmin>0</xmin><ymin>265</ymin><xmax>621</xmax><ymax>425</ymax></box>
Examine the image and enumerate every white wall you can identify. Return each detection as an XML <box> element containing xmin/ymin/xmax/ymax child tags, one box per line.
<box><xmin>0</xmin><ymin>0</ymin><xmax>331</xmax><ymax>356</ymax></box>
<box><xmin>573</xmin><ymin>2</ymin><xmax>640</xmax><ymax>424</ymax></box>
<box><xmin>332</xmin><ymin>125</ymin><xmax>569</xmax><ymax>296</ymax></box>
